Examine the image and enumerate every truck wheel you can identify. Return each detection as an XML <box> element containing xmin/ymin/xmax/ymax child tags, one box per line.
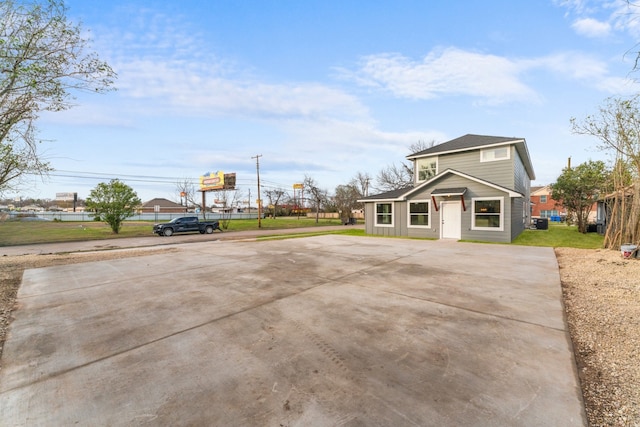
<box><xmin>163</xmin><ymin>228</ymin><xmax>174</xmax><ymax>237</ymax></box>
<box><xmin>205</xmin><ymin>225</ymin><xmax>214</xmax><ymax>234</ymax></box>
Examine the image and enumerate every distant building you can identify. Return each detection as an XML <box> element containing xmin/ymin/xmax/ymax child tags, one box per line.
<box><xmin>530</xmin><ymin>185</ymin><xmax>565</xmax><ymax>218</ymax></box>
<box><xmin>531</xmin><ymin>185</ymin><xmax>597</xmax><ymax>223</ymax></box>
<box><xmin>139</xmin><ymin>198</ymin><xmax>187</xmax><ymax>214</ymax></box>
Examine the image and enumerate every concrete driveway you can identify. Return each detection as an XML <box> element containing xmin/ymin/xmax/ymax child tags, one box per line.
<box><xmin>0</xmin><ymin>235</ymin><xmax>585</xmax><ymax>426</ymax></box>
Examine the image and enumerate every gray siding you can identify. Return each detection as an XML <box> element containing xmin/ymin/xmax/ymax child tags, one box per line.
<box><xmin>513</xmin><ymin>150</ymin><xmax>528</xmax><ymax>194</ymax></box>
<box><xmin>437</xmin><ymin>149</ymin><xmax>514</xmax><ymax>189</ymax></box>
<box><xmin>510</xmin><ymin>197</ymin><xmax>527</xmax><ymax>241</ymax></box>
<box><xmin>413</xmin><ymin>174</ymin><xmax>514</xmax><ymax>242</ymax></box>
<box><xmin>365</xmin><ymin>201</ymin><xmax>408</xmax><ymax>237</ymax></box>
<box><xmin>365</xmin><ymin>142</ymin><xmax>533</xmax><ymax>243</ymax></box>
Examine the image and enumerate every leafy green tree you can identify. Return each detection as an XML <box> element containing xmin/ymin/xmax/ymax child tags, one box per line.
<box><xmin>551</xmin><ymin>160</ymin><xmax>609</xmax><ymax>234</ymax></box>
<box><xmin>0</xmin><ymin>0</ymin><xmax>116</xmax><ymax>194</ymax></box>
<box><xmin>571</xmin><ymin>96</ymin><xmax>640</xmax><ymax>248</ymax></box>
<box><xmin>85</xmin><ymin>180</ymin><xmax>141</xmax><ymax>234</ymax></box>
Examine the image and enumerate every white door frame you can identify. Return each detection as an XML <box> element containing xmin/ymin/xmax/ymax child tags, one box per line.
<box><xmin>440</xmin><ymin>200</ymin><xmax>462</xmax><ymax>239</ymax></box>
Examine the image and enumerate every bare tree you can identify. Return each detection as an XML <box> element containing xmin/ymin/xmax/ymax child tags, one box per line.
<box><xmin>175</xmin><ymin>178</ymin><xmax>200</xmax><ymax>212</ymax></box>
<box><xmin>265</xmin><ymin>188</ymin><xmax>286</xmax><ymax>218</ymax></box>
<box><xmin>375</xmin><ymin>163</ymin><xmax>413</xmax><ymax>192</ymax></box>
<box><xmin>303</xmin><ymin>175</ymin><xmax>328</xmax><ymax>223</ymax></box>
<box><xmin>215</xmin><ymin>188</ymin><xmax>241</xmax><ymax>229</ymax></box>
<box><xmin>374</xmin><ymin>140</ymin><xmax>438</xmax><ymax>193</ymax></box>
<box><xmin>334</xmin><ymin>184</ymin><xmax>361</xmax><ymax>224</ymax></box>
<box><xmin>350</xmin><ymin>171</ymin><xmax>372</xmax><ymax>197</ymax></box>
<box><xmin>0</xmin><ymin>0</ymin><xmax>116</xmax><ymax>194</ymax></box>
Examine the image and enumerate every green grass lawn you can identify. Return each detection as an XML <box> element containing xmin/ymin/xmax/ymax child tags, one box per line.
<box><xmin>512</xmin><ymin>223</ymin><xmax>603</xmax><ymax>249</ymax></box>
<box><xmin>0</xmin><ymin>216</ymin><xmax>602</xmax><ymax>250</ymax></box>
<box><xmin>0</xmin><ymin>216</ymin><xmax>351</xmax><ymax>246</ymax></box>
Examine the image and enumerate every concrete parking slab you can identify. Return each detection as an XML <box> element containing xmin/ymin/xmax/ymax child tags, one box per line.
<box><xmin>0</xmin><ymin>236</ymin><xmax>586</xmax><ymax>426</ymax></box>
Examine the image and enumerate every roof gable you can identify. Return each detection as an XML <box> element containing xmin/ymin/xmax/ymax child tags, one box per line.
<box><xmin>407</xmin><ymin>133</ymin><xmax>536</xmax><ymax>180</ymax></box>
<box><xmin>359</xmin><ymin>169</ymin><xmax>524</xmax><ymax>202</ymax></box>
<box><xmin>141</xmin><ymin>198</ymin><xmax>183</xmax><ymax>208</ymax></box>
<box><xmin>404</xmin><ymin>169</ymin><xmax>524</xmax><ymax>198</ymax></box>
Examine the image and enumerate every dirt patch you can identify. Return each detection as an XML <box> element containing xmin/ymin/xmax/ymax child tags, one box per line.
<box><xmin>1</xmin><ymin>245</ymin><xmax>638</xmax><ymax>425</ymax></box>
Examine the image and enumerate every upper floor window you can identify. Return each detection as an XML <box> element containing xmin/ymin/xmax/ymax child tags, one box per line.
<box><xmin>416</xmin><ymin>157</ymin><xmax>437</xmax><ymax>182</ymax></box>
<box><xmin>480</xmin><ymin>147</ymin><xmax>510</xmax><ymax>162</ymax></box>
<box><xmin>540</xmin><ymin>195</ymin><xmax>547</xmax><ymax>203</ymax></box>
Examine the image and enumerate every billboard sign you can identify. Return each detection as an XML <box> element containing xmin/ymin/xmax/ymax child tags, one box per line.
<box><xmin>56</xmin><ymin>192</ymin><xmax>77</xmax><ymax>201</ymax></box>
<box><xmin>199</xmin><ymin>172</ymin><xmax>237</xmax><ymax>191</ymax></box>
<box><xmin>199</xmin><ymin>171</ymin><xmax>225</xmax><ymax>191</ymax></box>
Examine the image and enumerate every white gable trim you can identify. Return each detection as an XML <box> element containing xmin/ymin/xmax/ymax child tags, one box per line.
<box><xmin>402</xmin><ymin>169</ymin><xmax>524</xmax><ymax>199</ymax></box>
<box><xmin>406</xmin><ymin>140</ymin><xmax>524</xmax><ymax>160</ymax></box>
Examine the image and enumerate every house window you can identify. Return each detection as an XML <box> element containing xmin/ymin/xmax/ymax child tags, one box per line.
<box><xmin>472</xmin><ymin>197</ymin><xmax>504</xmax><ymax>231</ymax></box>
<box><xmin>375</xmin><ymin>202</ymin><xmax>394</xmax><ymax>227</ymax></box>
<box><xmin>540</xmin><ymin>195</ymin><xmax>547</xmax><ymax>203</ymax></box>
<box><xmin>416</xmin><ymin>157</ymin><xmax>437</xmax><ymax>182</ymax></box>
<box><xmin>480</xmin><ymin>147</ymin><xmax>510</xmax><ymax>162</ymax></box>
<box><xmin>408</xmin><ymin>200</ymin><xmax>430</xmax><ymax>227</ymax></box>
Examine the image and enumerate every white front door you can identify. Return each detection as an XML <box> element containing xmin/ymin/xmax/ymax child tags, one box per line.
<box><xmin>441</xmin><ymin>201</ymin><xmax>461</xmax><ymax>239</ymax></box>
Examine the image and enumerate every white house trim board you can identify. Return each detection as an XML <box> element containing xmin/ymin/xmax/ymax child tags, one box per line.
<box><xmin>406</xmin><ymin>140</ymin><xmax>525</xmax><ymax>160</ymax></box>
<box><xmin>374</xmin><ymin>201</ymin><xmax>394</xmax><ymax>228</ymax></box>
<box><xmin>471</xmin><ymin>196</ymin><xmax>505</xmax><ymax>232</ymax></box>
<box><xmin>407</xmin><ymin>199</ymin><xmax>431</xmax><ymax>228</ymax></box>
<box><xmin>403</xmin><ymin>169</ymin><xmax>524</xmax><ymax>199</ymax></box>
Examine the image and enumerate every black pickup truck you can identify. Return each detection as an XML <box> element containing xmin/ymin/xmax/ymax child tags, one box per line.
<box><xmin>153</xmin><ymin>216</ymin><xmax>222</xmax><ymax>236</ymax></box>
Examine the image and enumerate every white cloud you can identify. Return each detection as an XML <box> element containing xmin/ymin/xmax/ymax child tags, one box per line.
<box><xmin>113</xmin><ymin>57</ymin><xmax>369</xmax><ymax>121</ymax></box>
<box><xmin>557</xmin><ymin>0</ymin><xmax>640</xmax><ymax>38</ymax></box>
<box><xmin>532</xmin><ymin>51</ymin><xmax>608</xmax><ymax>80</ymax></box>
<box><xmin>571</xmin><ymin>17</ymin><xmax>611</xmax><ymax>37</ymax></box>
<box><xmin>337</xmin><ymin>48</ymin><xmax>539</xmax><ymax>105</ymax></box>
<box><xmin>340</xmin><ymin>48</ymin><xmax>640</xmax><ymax>103</ymax></box>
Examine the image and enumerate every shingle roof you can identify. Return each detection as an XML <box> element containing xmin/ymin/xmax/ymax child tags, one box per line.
<box><xmin>407</xmin><ymin>133</ymin><xmax>535</xmax><ymax>180</ymax></box>
<box><xmin>358</xmin><ymin>186</ymin><xmax>413</xmax><ymax>201</ymax></box>
<box><xmin>141</xmin><ymin>198</ymin><xmax>182</xmax><ymax>208</ymax></box>
<box><xmin>407</xmin><ymin>134</ymin><xmax>523</xmax><ymax>158</ymax></box>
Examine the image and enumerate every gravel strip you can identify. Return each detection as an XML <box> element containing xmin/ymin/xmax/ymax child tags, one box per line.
<box><xmin>556</xmin><ymin>247</ymin><xmax>640</xmax><ymax>427</ymax></box>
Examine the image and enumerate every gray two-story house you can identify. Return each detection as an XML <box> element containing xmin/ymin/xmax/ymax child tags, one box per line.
<box><xmin>360</xmin><ymin>134</ymin><xmax>535</xmax><ymax>243</ymax></box>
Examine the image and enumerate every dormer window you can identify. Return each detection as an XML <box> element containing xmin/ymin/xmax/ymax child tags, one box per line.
<box><xmin>480</xmin><ymin>146</ymin><xmax>510</xmax><ymax>162</ymax></box>
<box><xmin>416</xmin><ymin>157</ymin><xmax>437</xmax><ymax>182</ymax></box>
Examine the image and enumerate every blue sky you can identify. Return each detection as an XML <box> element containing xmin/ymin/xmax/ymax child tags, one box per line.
<box><xmin>24</xmin><ymin>0</ymin><xmax>640</xmax><ymax>203</ymax></box>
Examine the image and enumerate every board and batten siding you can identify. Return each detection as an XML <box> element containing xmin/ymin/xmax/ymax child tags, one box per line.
<box><xmin>365</xmin><ymin>200</ymin><xmax>408</xmax><ymax>237</ymax></box>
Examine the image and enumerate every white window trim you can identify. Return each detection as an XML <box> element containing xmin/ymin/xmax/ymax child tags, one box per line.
<box><xmin>416</xmin><ymin>157</ymin><xmax>438</xmax><ymax>183</ymax></box>
<box><xmin>407</xmin><ymin>199</ymin><xmax>431</xmax><ymax>228</ymax></box>
<box><xmin>480</xmin><ymin>146</ymin><xmax>510</xmax><ymax>163</ymax></box>
<box><xmin>471</xmin><ymin>196</ymin><xmax>504</xmax><ymax>231</ymax></box>
<box><xmin>375</xmin><ymin>202</ymin><xmax>394</xmax><ymax>227</ymax></box>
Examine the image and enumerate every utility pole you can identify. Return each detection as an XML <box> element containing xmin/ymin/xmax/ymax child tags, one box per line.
<box><xmin>252</xmin><ymin>154</ymin><xmax>263</xmax><ymax>228</ymax></box>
